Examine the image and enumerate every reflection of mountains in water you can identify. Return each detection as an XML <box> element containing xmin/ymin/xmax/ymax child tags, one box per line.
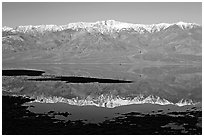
<box><xmin>29</xmin><ymin>94</ymin><xmax>199</xmax><ymax>108</ymax></box>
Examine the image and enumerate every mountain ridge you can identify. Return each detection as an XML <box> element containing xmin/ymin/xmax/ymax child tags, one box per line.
<box><xmin>2</xmin><ymin>20</ymin><xmax>201</xmax><ymax>34</ymax></box>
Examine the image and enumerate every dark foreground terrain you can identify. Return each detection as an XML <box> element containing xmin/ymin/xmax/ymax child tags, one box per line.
<box><xmin>2</xmin><ymin>95</ymin><xmax>202</xmax><ymax>135</ymax></box>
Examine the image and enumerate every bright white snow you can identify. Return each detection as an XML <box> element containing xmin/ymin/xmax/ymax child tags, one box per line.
<box><xmin>2</xmin><ymin>20</ymin><xmax>200</xmax><ymax>34</ymax></box>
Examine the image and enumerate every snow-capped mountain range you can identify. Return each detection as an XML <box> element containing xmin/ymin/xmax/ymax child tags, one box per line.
<box><xmin>28</xmin><ymin>94</ymin><xmax>199</xmax><ymax>108</ymax></box>
<box><xmin>2</xmin><ymin>20</ymin><xmax>200</xmax><ymax>34</ymax></box>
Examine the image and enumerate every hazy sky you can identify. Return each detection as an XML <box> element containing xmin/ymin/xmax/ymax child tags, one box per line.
<box><xmin>2</xmin><ymin>2</ymin><xmax>202</xmax><ymax>27</ymax></box>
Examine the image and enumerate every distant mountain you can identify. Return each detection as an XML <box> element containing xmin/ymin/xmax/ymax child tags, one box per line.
<box><xmin>2</xmin><ymin>20</ymin><xmax>200</xmax><ymax>33</ymax></box>
<box><xmin>2</xmin><ymin>20</ymin><xmax>202</xmax><ymax>63</ymax></box>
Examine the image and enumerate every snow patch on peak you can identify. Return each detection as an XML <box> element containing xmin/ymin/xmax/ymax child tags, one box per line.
<box><xmin>175</xmin><ymin>21</ymin><xmax>199</xmax><ymax>29</ymax></box>
<box><xmin>16</xmin><ymin>24</ymin><xmax>63</xmax><ymax>33</ymax></box>
<box><xmin>2</xmin><ymin>26</ymin><xmax>15</xmax><ymax>32</ymax></box>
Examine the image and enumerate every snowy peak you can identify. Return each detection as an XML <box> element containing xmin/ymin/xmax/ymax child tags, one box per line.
<box><xmin>2</xmin><ymin>26</ymin><xmax>15</xmax><ymax>32</ymax></box>
<box><xmin>16</xmin><ymin>25</ymin><xmax>62</xmax><ymax>33</ymax></box>
<box><xmin>2</xmin><ymin>20</ymin><xmax>201</xmax><ymax>34</ymax></box>
<box><xmin>176</xmin><ymin>21</ymin><xmax>199</xmax><ymax>29</ymax></box>
<box><xmin>65</xmin><ymin>20</ymin><xmax>200</xmax><ymax>33</ymax></box>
